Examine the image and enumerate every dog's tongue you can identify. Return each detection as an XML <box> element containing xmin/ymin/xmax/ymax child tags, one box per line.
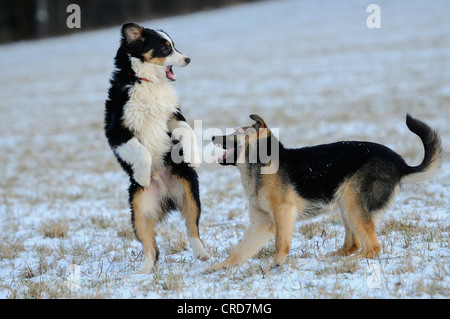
<box><xmin>166</xmin><ymin>66</ymin><xmax>176</xmax><ymax>81</ymax></box>
<box><xmin>221</xmin><ymin>148</ymin><xmax>235</xmax><ymax>160</ymax></box>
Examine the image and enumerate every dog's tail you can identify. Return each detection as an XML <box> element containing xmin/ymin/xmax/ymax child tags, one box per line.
<box><xmin>401</xmin><ymin>114</ymin><xmax>443</xmax><ymax>184</ymax></box>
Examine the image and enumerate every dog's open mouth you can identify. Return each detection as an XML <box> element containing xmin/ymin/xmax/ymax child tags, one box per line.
<box><xmin>214</xmin><ymin>139</ymin><xmax>235</xmax><ymax>162</ymax></box>
<box><xmin>166</xmin><ymin>66</ymin><xmax>176</xmax><ymax>81</ymax></box>
<box><xmin>220</xmin><ymin>147</ymin><xmax>235</xmax><ymax>161</ymax></box>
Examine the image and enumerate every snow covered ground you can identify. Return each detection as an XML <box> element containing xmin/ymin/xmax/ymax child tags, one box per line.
<box><xmin>0</xmin><ymin>0</ymin><xmax>449</xmax><ymax>299</ymax></box>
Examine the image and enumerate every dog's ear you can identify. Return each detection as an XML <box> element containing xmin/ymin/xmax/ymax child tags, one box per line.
<box><xmin>122</xmin><ymin>23</ymin><xmax>143</xmax><ymax>43</ymax></box>
<box><xmin>249</xmin><ymin>114</ymin><xmax>267</xmax><ymax>130</ymax></box>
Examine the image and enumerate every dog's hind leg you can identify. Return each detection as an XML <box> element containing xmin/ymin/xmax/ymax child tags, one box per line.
<box><xmin>130</xmin><ymin>185</ymin><xmax>161</xmax><ymax>274</ymax></box>
<box><xmin>348</xmin><ymin>215</ymin><xmax>380</xmax><ymax>259</ymax></box>
<box><xmin>340</xmin><ymin>180</ymin><xmax>381</xmax><ymax>259</ymax></box>
<box><xmin>175</xmin><ymin>177</ymin><xmax>210</xmax><ymax>261</ymax></box>
<box><xmin>208</xmin><ymin>207</ymin><xmax>274</xmax><ymax>271</ymax></box>
<box><xmin>330</xmin><ymin>208</ymin><xmax>361</xmax><ymax>257</ymax></box>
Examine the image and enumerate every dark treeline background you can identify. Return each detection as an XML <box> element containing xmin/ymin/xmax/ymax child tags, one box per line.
<box><xmin>0</xmin><ymin>0</ymin><xmax>259</xmax><ymax>43</ymax></box>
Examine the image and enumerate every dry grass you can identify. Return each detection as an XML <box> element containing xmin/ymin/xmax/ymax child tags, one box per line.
<box><xmin>38</xmin><ymin>220</ymin><xmax>70</xmax><ymax>239</ymax></box>
<box><xmin>0</xmin><ymin>237</ymin><xmax>25</xmax><ymax>260</ymax></box>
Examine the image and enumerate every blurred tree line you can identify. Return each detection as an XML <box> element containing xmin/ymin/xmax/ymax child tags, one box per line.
<box><xmin>0</xmin><ymin>0</ymin><xmax>259</xmax><ymax>43</ymax></box>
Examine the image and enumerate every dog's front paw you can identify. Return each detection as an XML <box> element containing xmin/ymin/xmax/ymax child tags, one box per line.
<box><xmin>205</xmin><ymin>260</ymin><xmax>231</xmax><ymax>272</ymax></box>
<box><xmin>269</xmin><ymin>263</ymin><xmax>282</xmax><ymax>272</ymax></box>
<box><xmin>195</xmin><ymin>250</ymin><xmax>210</xmax><ymax>261</ymax></box>
<box><xmin>187</xmin><ymin>161</ymin><xmax>200</xmax><ymax>169</ymax></box>
<box><xmin>132</xmin><ymin>259</ymin><xmax>155</xmax><ymax>275</ymax></box>
<box><xmin>133</xmin><ymin>163</ymin><xmax>151</xmax><ymax>187</ymax></box>
<box><xmin>189</xmin><ymin>237</ymin><xmax>209</xmax><ymax>261</ymax></box>
<box><xmin>192</xmin><ymin>151</ymin><xmax>201</xmax><ymax>168</ymax></box>
<box><xmin>184</xmin><ymin>150</ymin><xmax>201</xmax><ymax>169</ymax></box>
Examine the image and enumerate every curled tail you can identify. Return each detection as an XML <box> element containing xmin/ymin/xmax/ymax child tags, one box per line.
<box><xmin>402</xmin><ymin>114</ymin><xmax>443</xmax><ymax>183</ymax></box>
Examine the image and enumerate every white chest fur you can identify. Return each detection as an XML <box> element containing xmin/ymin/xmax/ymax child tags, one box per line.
<box><xmin>122</xmin><ymin>78</ymin><xmax>179</xmax><ymax>172</ymax></box>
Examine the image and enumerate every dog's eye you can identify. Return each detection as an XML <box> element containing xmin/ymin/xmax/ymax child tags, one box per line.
<box><xmin>161</xmin><ymin>44</ymin><xmax>172</xmax><ymax>55</ymax></box>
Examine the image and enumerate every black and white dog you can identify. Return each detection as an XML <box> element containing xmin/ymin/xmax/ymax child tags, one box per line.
<box><xmin>104</xmin><ymin>23</ymin><xmax>209</xmax><ymax>273</ymax></box>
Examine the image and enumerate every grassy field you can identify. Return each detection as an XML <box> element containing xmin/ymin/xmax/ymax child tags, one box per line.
<box><xmin>0</xmin><ymin>0</ymin><xmax>449</xmax><ymax>298</ymax></box>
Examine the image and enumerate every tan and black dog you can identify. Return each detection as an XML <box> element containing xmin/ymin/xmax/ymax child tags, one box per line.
<box><xmin>209</xmin><ymin>114</ymin><xmax>442</xmax><ymax>270</ymax></box>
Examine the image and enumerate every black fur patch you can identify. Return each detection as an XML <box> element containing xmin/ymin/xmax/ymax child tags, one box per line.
<box><xmin>279</xmin><ymin>141</ymin><xmax>406</xmax><ymax>203</ymax></box>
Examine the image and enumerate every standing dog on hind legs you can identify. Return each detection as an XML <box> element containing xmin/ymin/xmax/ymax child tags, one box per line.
<box><xmin>104</xmin><ymin>23</ymin><xmax>209</xmax><ymax>274</ymax></box>
<box><xmin>209</xmin><ymin>114</ymin><xmax>442</xmax><ymax>270</ymax></box>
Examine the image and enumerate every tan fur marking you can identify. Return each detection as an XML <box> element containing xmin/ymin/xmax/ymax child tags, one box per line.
<box><xmin>251</xmin><ymin>127</ymin><xmax>271</xmax><ymax>144</ymax></box>
<box><xmin>256</xmin><ymin>127</ymin><xmax>271</xmax><ymax>139</ymax></box>
<box><xmin>331</xmin><ymin>213</ymin><xmax>361</xmax><ymax>257</ymax></box>
<box><xmin>208</xmin><ymin>207</ymin><xmax>274</xmax><ymax>271</ymax></box>
<box><xmin>261</xmin><ymin>172</ymin><xmax>306</xmax><ymax>265</ymax></box>
<box><xmin>239</xmin><ymin>125</ymin><xmax>272</xmax><ymax>151</ymax></box>
<box><xmin>273</xmin><ymin>189</ymin><xmax>304</xmax><ymax>265</ymax></box>
<box><xmin>250</xmin><ymin>114</ymin><xmax>267</xmax><ymax>129</ymax></box>
<box><xmin>263</xmin><ymin>173</ymin><xmax>285</xmax><ymax>210</ymax></box>
<box><xmin>175</xmin><ymin>177</ymin><xmax>209</xmax><ymax>261</ymax></box>
<box><xmin>132</xmin><ymin>188</ymin><xmax>159</xmax><ymax>269</ymax></box>
<box><xmin>178</xmin><ymin>178</ymin><xmax>200</xmax><ymax>239</ymax></box>
<box><xmin>340</xmin><ymin>179</ymin><xmax>381</xmax><ymax>259</ymax></box>
<box><xmin>142</xmin><ymin>50</ymin><xmax>153</xmax><ymax>62</ymax></box>
<box><xmin>142</xmin><ymin>50</ymin><xmax>165</xmax><ymax>65</ymax></box>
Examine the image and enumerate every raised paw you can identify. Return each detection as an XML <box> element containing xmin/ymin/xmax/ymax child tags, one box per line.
<box><xmin>133</xmin><ymin>164</ymin><xmax>151</xmax><ymax>187</ymax></box>
<box><xmin>183</xmin><ymin>150</ymin><xmax>201</xmax><ymax>169</ymax></box>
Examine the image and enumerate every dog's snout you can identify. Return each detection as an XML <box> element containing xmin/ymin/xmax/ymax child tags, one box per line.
<box><xmin>184</xmin><ymin>57</ymin><xmax>191</xmax><ymax>65</ymax></box>
<box><xmin>212</xmin><ymin>136</ymin><xmax>215</xmax><ymax>141</ymax></box>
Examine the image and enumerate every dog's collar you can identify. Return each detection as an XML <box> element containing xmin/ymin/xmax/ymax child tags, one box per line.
<box><xmin>128</xmin><ymin>72</ymin><xmax>150</xmax><ymax>83</ymax></box>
